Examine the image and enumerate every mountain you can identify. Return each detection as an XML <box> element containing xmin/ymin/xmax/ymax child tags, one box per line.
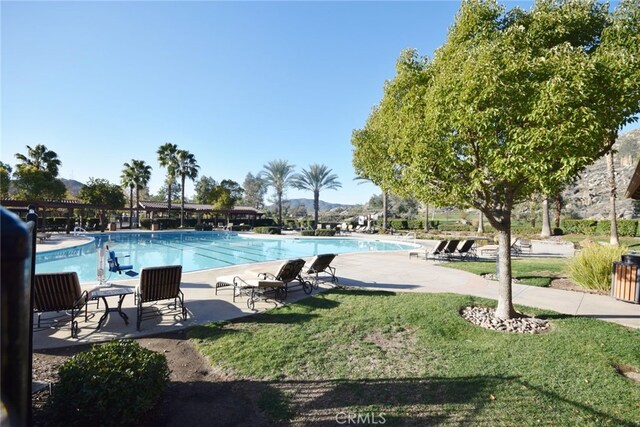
<box><xmin>271</xmin><ymin>198</ymin><xmax>355</xmax><ymax>212</ymax></box>
<box><xmin>61</xmin><ymin>178</ymin><xmax>84</xmax><ymax>196</ymax></box>
<box><xmin>561</xmin><ymin>128</ymin><xmax>640</xmax><ymax>219</ymax></box>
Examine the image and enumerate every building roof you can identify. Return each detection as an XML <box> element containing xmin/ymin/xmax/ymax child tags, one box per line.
<box><xmin>0</xmin><ymin>198</ymin><xmax>108</xmax><ymax>210</ymax></box>
<box><xmin>626</xmin><ymin>158</ymin><xmax>640</xmax><ymax>200</ymax></box>
<box><xmin>137</xmin><ymin>201</ymin><xmax>263</xmax><ymax>215</ymax></box>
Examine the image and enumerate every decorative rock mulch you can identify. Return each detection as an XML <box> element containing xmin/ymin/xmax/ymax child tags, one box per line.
<box><xmin>480</xmin><ymin>273</ymin><xmax>523</xmax><ymax>283</ymax></box>
<box><xmin>461</xmin><ymin>306</ymin><xmax>550</xmax><ymax>334</ymax></box>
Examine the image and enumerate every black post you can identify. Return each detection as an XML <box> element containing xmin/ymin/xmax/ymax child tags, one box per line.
<box><xmin>1</xmin><ymin>205</ymin><xmax>37</xmax><ymax>426</ymax></box>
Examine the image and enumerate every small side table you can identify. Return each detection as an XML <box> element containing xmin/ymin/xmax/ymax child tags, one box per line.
<box><xmin>90</xmin><ymin>287</ymin><xmax>134</xmax><ymax>330</ymax></box>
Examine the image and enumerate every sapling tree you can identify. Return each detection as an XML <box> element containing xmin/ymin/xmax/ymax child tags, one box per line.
<box><xmin>353</xmin><ymin>0</ymin><xmax>638</xmax><ymax>319</ymax></box>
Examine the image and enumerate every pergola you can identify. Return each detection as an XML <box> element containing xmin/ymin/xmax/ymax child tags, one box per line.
<box><xmin>136</xmin><ymin>201</ymin><xmax>264</xmax><ymax>225</ymax></box>
<box><xmin>0</xmin><ymin>198</ymin><xmax>109</xmax><ymax>232</ymax></box>
<box><xmin>626</xmin><ymin>159</ymin><xmax>640</xmax><ymax>200</ymax></box>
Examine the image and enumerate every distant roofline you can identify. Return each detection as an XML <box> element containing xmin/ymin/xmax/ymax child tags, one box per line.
<box><xmin>0</xmin><ymin>198</ymin><xmax>108</xmax><ymax>210</ymax></box>
<box><xmin>626</xmin><ymin>158</ymin><xmax>640</xmax><ymax>200</ymax></box>
<box><xmin>137</xmin><ymin>201</ymin><xmax>264</xmax><ymax>215</ymax></box>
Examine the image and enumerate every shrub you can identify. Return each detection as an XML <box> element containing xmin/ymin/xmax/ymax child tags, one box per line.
<box><xmin>389</xmin><ymin>219</ymin><xmax>408</xmax><ymax>230</ymax></box>
<box><xmin>561</xmin><ymin>219</ymin><xmax>597</xmax><ymax>235</ymax></box>
<box><xmin>617</xmin><ymin>220</ymin><xmax>638</xmax><ymax>237</ymax></box>
<box><xmin>46</xmin><ymin>339</ymin><xmax>170</xmax><ymax>427</ymax></box>
<box><xmin>567</xmin><ymin>244</ymin><xmax>628</xmax><ymax>292</ymax></box>
<box><xmin>595</xmin><ymin>220</ymin><xmax>611</xmax><ymax>235</ymax></box>
<box><xmin>301</xmin><ymin>230</ymin><xmax>315</xmax><ymax>236</ymax></box>
<box><xmin>254</xmin><ymin>218</ymin><xmax>277</xmax><ymax>227</ymax></box>
<box><xmin>553</xmin><ymin>228</ymin><xmax>564</xmax><ymax>236</ymax></box>
<box><xmin>194</xmin><ymin>223</ymin><xmax>214</xmax><ymax>231</ymax></box>
<box><xmin>407</xmin><ymin>219</ymin><xmax>424</xmax><ymax>230</ymax></box>
<box><xmin>254</xmin><ymin>226</ymin><xmax>281</xmax><ymax>235</ymax></box>
<box><xmin>511</xmin><ymin>226</ymin><xmax>537</xmax><ymax>235</ymax></box>
<box><xmin>140</xmin><ymin>218</ymin><xmax>151</xmax><ymax>229</ymax></box>
<box><xmin>315</xmin><ymin>229</ymin><xmax>336</xmax><ymax>236</ymax></box>
<box><xmin>438</xmin><ymin>223</ymin><xmax>473</xmax><ymax>232</ymax></box>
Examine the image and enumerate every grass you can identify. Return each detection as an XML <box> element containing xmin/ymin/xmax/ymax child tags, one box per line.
<box><xmin>190</xmin><ymin>290</ymin><xmax>640</xmax><ymax>426</ymax></box>
<box><xmin>440</xmin><ymin>258</ymin><xmax>568</xmax><ymax>287</ymax></box>
<box><xmin>561</xmin><ymin>235</ymin><xmax>640</xmax><ymax>250</ymax></box>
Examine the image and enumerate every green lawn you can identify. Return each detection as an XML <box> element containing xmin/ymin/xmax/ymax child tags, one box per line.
<box><xmin>440</xmin><ymin>258</ymin><xmax>568</xmax><ymax>287</ymax></box>
<box><xmin>190</xmin><ymin>290</ymin><xmax>640</xmax><ymax>426</ymax></box>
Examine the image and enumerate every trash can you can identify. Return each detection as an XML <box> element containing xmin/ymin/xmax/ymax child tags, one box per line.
<box><xmin>151</xmin><ymin>223</ymin><xmax>160</xmax><ymax>231</ymax></box>
<box><xmin>611</xmin><ymin>255</ymin><xmax>640</xmax><ymax>304</ymax></box>
<box><xmin>108</xmin><ymin>222</ymin><xmax>117</xmax><ymax>231</ymax></box>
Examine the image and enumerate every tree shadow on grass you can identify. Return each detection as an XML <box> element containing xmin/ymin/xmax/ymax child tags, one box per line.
<box><xmin>144</xmin><ymin>374</ymin><xmax>639</xmax><ymax>427</ymax></box>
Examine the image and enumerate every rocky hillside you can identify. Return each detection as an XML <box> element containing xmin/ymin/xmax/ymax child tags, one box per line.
<box><xmin>562</xmin><ymin>128</ymin><xmax>640</xmax><ymax>219</ymax></box>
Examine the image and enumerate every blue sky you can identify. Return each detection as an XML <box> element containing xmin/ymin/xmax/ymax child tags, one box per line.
<box><xmin>2</xmin><ymin>1</ymin><xmax>637</xmax><ymax>205</ymax></box>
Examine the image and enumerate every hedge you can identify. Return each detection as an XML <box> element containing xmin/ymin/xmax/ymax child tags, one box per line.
<box><xmin>254</xmin><ymin>226</ymin><xmax>281</xmax><ymax>235</ymax></box>
<box><xmin>561</xmin><ymin>219</ymin><xmax>598</xmax><ymax>235</ymax></box>
<box><xmin>561</xmin><ymin>219</ymin><xmax>638</xmax><ymax>237</ymax></box>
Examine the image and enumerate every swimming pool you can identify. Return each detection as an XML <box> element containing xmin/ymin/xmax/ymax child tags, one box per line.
<box><xmin>35</xmin><ymin>232</ymin><xmax>416</xmax><ymax>283</ymax></box>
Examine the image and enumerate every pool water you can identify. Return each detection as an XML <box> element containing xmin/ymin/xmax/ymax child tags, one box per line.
<box><xmin>35</xmin><ymin>232</ymin><xmax>415</xmax><ymax>283</ymax></box>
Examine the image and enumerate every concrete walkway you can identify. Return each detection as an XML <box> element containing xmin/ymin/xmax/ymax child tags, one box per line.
<box><xmin>32</xmin><ymin>236</ymin><xmax>640</xmax><ymax>350</ymax></box>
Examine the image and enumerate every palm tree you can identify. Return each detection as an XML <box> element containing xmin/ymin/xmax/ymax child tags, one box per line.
<box><xmin>175</xmin><ymin>150</ymin><xmax>200</xmax><ymax>227</ymax></box>
<box><xmin>121</xmin><ymin>160</ymin><xmax>152</xmax><ymax>229</ymax></box>
<box><xmin>15</xmin><ymin>144</ymin><xmax>61</xmax><ymax>176</ymax></box>
<box><xmin>260</xmin><ymin>159</ymin><xmax>296</xmax><ymax>226</ymax></box>
<box><xmin>293</xmin><ymin>164</ymin><xmax>342</xmax><ymax>228</ymax></box>
<box><xmin>121</xmin><ymin>162</ymin><xmax>137</xmax><ymax>229</ymax></box>
<box><xmin>157</xmin><ymin>143</ymin><xmax>178</xmax><ymax>215</ymax></box>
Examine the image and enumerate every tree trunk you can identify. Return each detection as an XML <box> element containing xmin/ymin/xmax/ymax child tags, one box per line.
<box><xmin>129</xmin><ymin>186</ymin><xmax>134</xmax><ymax>230</ymax></box>
<box><xmin>277</xmin><ymin>191</ymin><xmax>283</xmax><ymax>226</ymax></box>
<box><xmin>180</xmin><ymin>175</ymin><xmax>186</xmax><ymax>228</ymax></box>
<box><xmin>495</xmin><ymin>221</ymin><xmax>516</xmax><ymax>319</ymax></box>
<box><xmin>424</xmin><ymin>204</ymin><xmax>429</xmax><ymax>232</ymax></box>
<box><xmin>167</xmin><ymin>177</ymin><xmax>172</xmax><ymax>215</ymax></box>
<box><xmin>314</xmin><ymin>190</ymin><xmax>319</xmax><ymax>228</ymax></box>
<box><xmin>541</xmin><ymin>196</ymin><xmax>551</xmax><ymax>237</ymax></box>
<box><xmin>477</xmin><ymin>211</ymin><xmax>484</xmax><ymax>233</ymax></box>
<box><xmin>606</xmin><ymin>150</ymin><xmax>619</xmax><ymax>246</ymax></box>
<box><xmin>382</xmin><ymin>192</ymin><xmax>388</xmax><ymax>230</ymax></box>
<box><xmin>554</xmin><ymin>195</ymin><xmax>562</xmax><ymax>229</ymax></box>
<box><xmin>135</xmin><ymin>187</ymin><xmax>140</xmax><ymax>229</ymax></box>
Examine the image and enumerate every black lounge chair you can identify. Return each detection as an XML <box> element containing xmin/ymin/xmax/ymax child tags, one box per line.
<box><xmin>216</xmin><ymin>259</ymin><xmax>310</xmax><ymax>309</ymax></box>
<box><xmin>305</xmin><ymin>254</ymin><xmax>338</xmax><ymax>287</ymax></box>
<box><xmin>443</xmin><ymin>240</ymin><xmax>461</xmax><ymax>259</ymax></box>
<box><xmin>455</xmin><ymin>240</ymin><xmax>476</xmax><ymax>260</ymax></box>
<box><xmin>136</xmin><ymin>265</ymin><xmax>186</xmax><ymax>330</ymax></box>
<box><xmin>34</xmin><ymin>272</ymin><xmax>89</xmax><ymax>338</ymax></box>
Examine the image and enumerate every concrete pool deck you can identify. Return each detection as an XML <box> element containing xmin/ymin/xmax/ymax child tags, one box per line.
<box><xmin>32</xmin><ymin>234</ymin><xmax>640</xmax><ymax>350</ymax></box>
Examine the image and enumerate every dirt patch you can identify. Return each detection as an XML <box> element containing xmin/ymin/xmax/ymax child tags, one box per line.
<box><xmin>32</xmin><ymin>330</ymin><xmax>274</xmax><ymax>427</ymax></box>
<box><xmin>614</xmin><ymin>364</ymin><xmax>640</xmax><ymax>384</ymax></box>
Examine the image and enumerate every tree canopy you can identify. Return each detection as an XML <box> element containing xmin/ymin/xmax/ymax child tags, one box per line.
<box><xmin>79</xmin><ymin>178</ymin><xmax>126</xmax><ymax>209</ymax></box>
<box><xmin>352</xmin><ymin>0</ymin><xmax>640</xmax><ymax>319</ymax></box>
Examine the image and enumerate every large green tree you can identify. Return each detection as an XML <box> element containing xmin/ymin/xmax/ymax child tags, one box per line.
<box><xmin>292</xmin><ymin>164</ymin><xmax>342</xmax><ymax>228</ymax></box>
<box><xmin>13</xmin><ymin>144</ymin><xmax>66</xmax><ymax>200</ymax></box>
<box><xmin>353</xmin><ymin>0</ymin><xmax>637</xmax><ymax>320</ymax></box>
<box><xmin>260</xmin><ymin>159</ymin><xmax>295</xmax><ymax>226</ymax></box>
<box><xmin>175</xmin><ymin>150</ymin><xmax>200</xmax><ymax>227</ymax></box>
<box><xmin>121</xmin><ymin>160</ymin><xmax>152</xmax><ymax>229</ymax></box>
<box><xmin>0</xmin><ymin>162</ymin><xmax>12</xmax><ymax>198</ymax></box>
<box><xmin>157</xmin><ymin>143</ymin><xmax>179</xmax><ymax>214</ymax></box>
<box><xmin>242</xmin><ymin>172</ymin><xmax>267</xmax><ymax>209</ymax></box>
<box><xmin>79</xmin><ymin>178</ymin><xmax>126</xmax><ymax>230</ymax></box>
